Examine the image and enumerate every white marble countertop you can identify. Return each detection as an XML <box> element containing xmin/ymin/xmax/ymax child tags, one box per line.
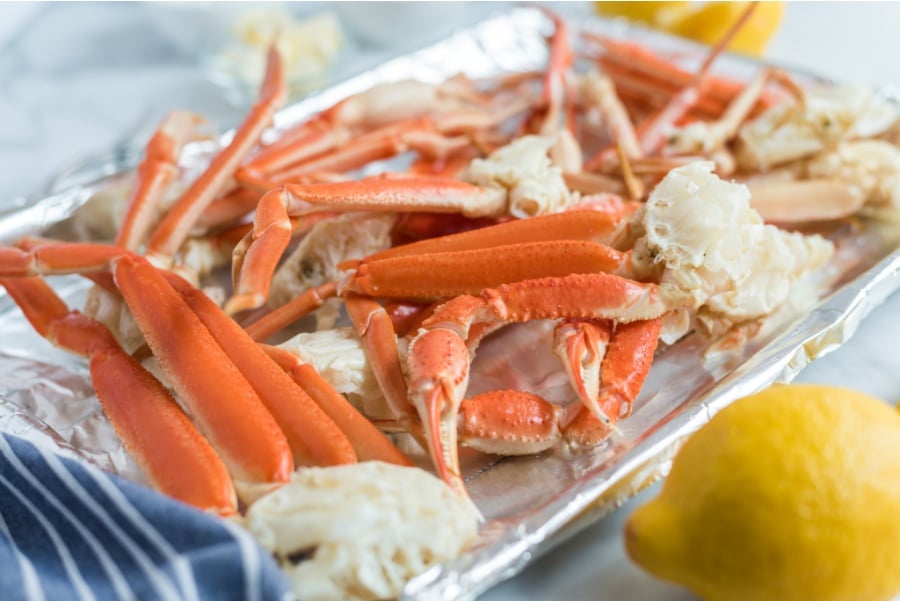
<box><xmin>2</xmin><ymin>2</ymin><xmax>899</xmax><ymax>600</ymax></box>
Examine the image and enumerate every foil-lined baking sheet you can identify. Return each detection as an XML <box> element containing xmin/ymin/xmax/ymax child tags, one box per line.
<box><xmin>1</xmin><ymin>8</ymin><xmax>899</xmax><ymax>601</ymax></box>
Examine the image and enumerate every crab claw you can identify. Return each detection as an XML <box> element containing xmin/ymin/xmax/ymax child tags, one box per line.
<box><xmin>406</xmin><ymin>326</ymin><xmax>471</xmax><ymax>498</ymax></box>
<box><xmin>553</xmin><ymin>319</ymin><xmax>613</xmax><ymax>424</ymax></box>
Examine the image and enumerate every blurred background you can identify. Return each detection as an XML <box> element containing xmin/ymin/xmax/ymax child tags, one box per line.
<box><xmin>3</xmin><ymin>2</ymin><xmax>900</xmax><ymax>207</ymax></box>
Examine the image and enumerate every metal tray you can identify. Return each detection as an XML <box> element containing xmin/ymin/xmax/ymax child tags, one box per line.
<box><xmin>1</xmin><ymin>8</ymin><xmax>899</xmax><ymax>601</ymax></box>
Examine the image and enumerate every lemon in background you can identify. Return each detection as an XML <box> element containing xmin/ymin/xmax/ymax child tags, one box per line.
<box><xmin>595</xmin><ymin>1</ymin><xmax>784</xmax><ymax>56</ymax></box>
<box><xmin>624</xmin><ymin>384</ymin><xmax>900</xmax><ymax>601</ymax></box>
<box><xmin>595</xmin><ymin>1</ymin><xmax>690</xmax><ymax>26</ymax></box>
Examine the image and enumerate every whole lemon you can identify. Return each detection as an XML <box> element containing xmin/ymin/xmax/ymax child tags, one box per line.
<box><xmin>625</xmin><ymin>384</ymin><xmax>900</xmax><ymax>601</ymax></box>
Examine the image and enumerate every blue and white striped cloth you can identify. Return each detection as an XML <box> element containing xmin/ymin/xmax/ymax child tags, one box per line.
<box><xmin>0</xmin><ymin>434</ymin><xmax>293</xmax><ymax>601</ymax></box>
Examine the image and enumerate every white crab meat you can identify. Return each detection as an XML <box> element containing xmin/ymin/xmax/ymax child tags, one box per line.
<box><xmin>806</xmin><ymin>139</ymin><xmax>900</xmax><ymax>212</ymax></box>
<box><xmin>736</xmin><ymin>85</ymin><xmax>900</xmax><ymax>171</ymax></box>
<box><xmin>246</xmin><ymin>462</ymin><xmax>479</xmax><ymax>601</ymax></box>
<box><xmin>269</xmin><ymin>212</ymin><xmax>396</xmax><ymax>328</ymax></box>
<box><xmin>277</xmin><ymin>326</ymin><xmax>393</xmax><ymax>419</ymax></box>
<box><xmin>633</xmin><ymin>162</ymin><xmax>833</xmax><ymax>342</ymax></box>
<box><xmin>462</xmin><ymin>134</ymin><xmax>576</xmax><ymax>217</ymax></box>
<box><xmin>83</xmin><ymin>285</ymin><xmax>145</xmax><ymax>354</ymax></box>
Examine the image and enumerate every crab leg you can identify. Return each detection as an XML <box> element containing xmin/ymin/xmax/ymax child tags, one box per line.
<box><xmin>595</xmin><ymin>317</ymin><xmax>662</xmax><ymax>419</ymax></box>
<box><xmin>463</xmin><ymin>318</ymin><xmax>664</xmax><ymax>455</ymax></box>
<box><xmin>145</xmin><ymin>46</ymin><xmax>285</xmax><ymax>266</ymax></box>
<box><xmin>112</xmin><ymin>255</ymin><xmax>293</xmax><ymax>496</ymax></box>
<box><xmin>0</xmin><ymin>245</ymin><xmax>295</xmax><ymax>495</ymax></box>
<box><xmin>116</xmin><ymin>111</ymin><xmax>207</xmax><ymax>250</ymax></box>
<box><xmin>243</xmin><ymin>119</ymin><xmax>350</xmax><ymax>177</ymax></box>
<box><xmin>261</xmin><ymin>344</ymin><xmax>412</xmax><ymax>466</ymax></box>
<box><xmin>344</xmin><ymin>292</ymin><xmax>427</xmax><ymax>449</ymax></box>
<box><xmin>0</xmin><ymin>276</ymin><xmax>237</xmax><ymax>515</ymax></box>
<box><xmin>539</xmin><ymin>9</ymin><xmax>573</xmax><ymax>136</ymax></box>
<box><xmin>562</xmin><ymin>318</ymin><xmax>662</xmax><ymax>444</ymax></box>
<box><xmin>458</xmin><ymin>391</ymin><xmax>565</xmax><ymax>456</ymax></box>
<box><xmin>254</xmin><ymin>118</ymin><xmax>473</xmax><ymax>184</ymax></box>
<box><xmin>746</xmin><ymin>178</ymin><xmax>867</xmax><ymax>223</ymax></box>
<box><xmin>585</xmin><ymin>35</ymin><xmax>781</xmax><ymax>113</ymax></box>
<box><xmin>162</xmin><ymin>273</ymin><xmax>357</xmax><ymax>468</ymax></box>
<box><xmin>636</xmin><ymin>2</ymin><xmax>760</xmax><ymax>155</ymax></box>
<box><xmin>243</xmin><ymin>78</ymin><xmax>524</xmax><ymax>177</ymax></box>
<box><xmin>226</xmin><ymin>176</ymin><xmax>507</xmax><ymax>314</ymax></box>
<box><xmin>408</xmin><ymin>273</ymin><xmax>680</xmax><ymax>494</ymax></box>
<box><xmin>580</xmin><ymin>73</ymin><xmax>643</xmax><ymax>161</ymax></box>
<box><xmin>348</xmin><ymin>240</ymin><xmax>632</xmax><ymax>300</ymax></box>
<box><xmin>553</xmin><ymin>318</ymin><xmax>612</xmax><ymax>420</ymax></box>
<box><xmin>244</xmin><ymin>282</ymin><xmax>339</xmax><ymax>342</ymax></box>
<box><xmin>195</xmin><ymin>187</ymin><xmax>263</xmax><ymax>230</ymax></box>
<box><xmin>348</xmin><ymin>207</ymin><xmax>628</xmax><ymax>268</ymax></box>
<box><xmin>665</xmin><ymin>68</ymin><xmax>803</xmax><ymax>157</ymax></box>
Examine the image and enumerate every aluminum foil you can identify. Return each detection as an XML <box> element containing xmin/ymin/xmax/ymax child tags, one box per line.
<box><xmin>1</xmin><ymin>7</ymin><xmax>900</xmax><ymax>601</ymax></box>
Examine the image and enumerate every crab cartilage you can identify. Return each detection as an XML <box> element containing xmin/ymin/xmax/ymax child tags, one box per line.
<box><xmin>0</xmin><ymin>276</ymin><xmax>237</xmax><ymax>516</ymax></box>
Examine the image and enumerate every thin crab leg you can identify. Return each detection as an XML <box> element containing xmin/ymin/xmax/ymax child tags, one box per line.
<box><xmin>226</xmin><ymin>176</ymin><xmax>507</xmax><ymax>314</ymax></box>
<box><xmin>116</xmin><ymin>111</ymin><xmax>207</xmax><ymax>250</ymax></box>
<box><xmin>584</xmin><ymin>34</ymin><xmax>782</xmax><ymax>113</ymax></box>
<box><xmin>539</xmin><ymin>9</ymin><xmax>573</xmax><ymax>136</ymax></box>
<box><xmin>145</xmin><ymin>46</ymin><xmax>286</xmax><ymax>267</ymax></box>
<box><xmin>256</xmin><ymin>118</ymin><xmax>473</xmax><ymax>184</ymax></box>
<box><xmin>636</xmin><ymin>2</ymin><xmax>761</xmax><ymax>155</ymax></box>
<box><xmin>0</xmin><ymin>276</ymin><xmax>237</xmax><ymax>516</ymax></box>
<box><xmin>195</xmin><ymin>187</ymin><xmax>263</xmax><ymax>230</ymax></box>
<box><xmin>244</xmin><ymin>282</ymin><xmax>339</xmax><ymax>342</ymax></box>
<box><xmin>665</xmin><ymin>67</ymin><xmax>804</xmax><ymax>156</ymax></box>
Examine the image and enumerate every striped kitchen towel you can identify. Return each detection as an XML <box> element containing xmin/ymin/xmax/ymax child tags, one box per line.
<box><xmin>0</xmin><ymin>433</ymin><xmax>293</xmax><ymax>601</ymax></box>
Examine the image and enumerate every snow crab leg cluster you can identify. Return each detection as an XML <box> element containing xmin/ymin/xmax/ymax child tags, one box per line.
<box><xmin>2</xmin><ymin>8</ymin><xmax>898</xmax><ymax>524</ymax></box>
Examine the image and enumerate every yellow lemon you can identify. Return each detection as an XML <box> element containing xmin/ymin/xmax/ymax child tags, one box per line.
<box><xmin>624</xmin><ymin>384</ymin><xmax>900</xmax><ymax>601</ymax></box>
<box><xmin>596</xmin><ymin>1</ymin><xmax>784</xmax><ymax>57</ymax></box>
<box><xmin>594</xmin><ymin>2</ymin><xmax>690</xmax><ymax>26</ymax></box>
<box><xmin>659</xmin><ymin>1</ymin><xmax>784</xmax><ymax>56</ymax></box>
